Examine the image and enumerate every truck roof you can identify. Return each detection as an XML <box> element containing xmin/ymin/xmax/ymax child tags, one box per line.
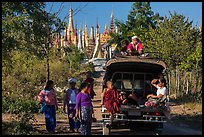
<box><xmin>105</xmin><ymin>56</ymin><xmax>167</xmax><ymax>70</ymax></box>
<box><xmin>103</xmin><ymin>56</ymin><xmax>167</xmax><ymax>80</ymax></box>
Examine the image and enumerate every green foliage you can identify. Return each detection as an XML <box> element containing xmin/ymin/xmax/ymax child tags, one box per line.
<box><xmin>180</xmin><ymin>29</ymin><xmax>202</xmax><ymax>72</ymax></box>
<box><xmin>145</xmin><ymin>12</ymin><xmax>200</xmax><ymax>70</ymax></box>
<box><xmin>2</xmin><ymin>2</ymin><xmax>65</xmax><ymax>82</ymax></box>
<box><xmin>2</xmin><ymin>48</ymin><xmax>93</xmax><ymax>114</ymax></box>
<box><xmin>2</xmin><ymin>50</ymin><xmax>46</xmax><ymax>99</ymax></box>
<box><xmin>2</xmin><ymin>2</ymin><xmax>48</xmax><ymax>62</ymax></box>
<box><xmin>2</xmin><ymin>112</ymin><xmax>37</xmax><ymax>135</ymax></box>
<box><xmin>62</xmin><ymin>45</ymin><xmax>87</xmax><ymax>74</ymax></box>
<box><xmin>2</xmin><ymin>95</ymin><xmax>40</xmax><ymax>114</ymax></box>
<box><xmin>110</xmin><ymin>2</ymin><xmax>163</xmax><ymax>48</ymax></box>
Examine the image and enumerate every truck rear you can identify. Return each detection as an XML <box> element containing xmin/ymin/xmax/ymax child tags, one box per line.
<box><xmin>101</xmin><ymin>55</ymin><xmax>170</xmax><ymax>135</ymax></box>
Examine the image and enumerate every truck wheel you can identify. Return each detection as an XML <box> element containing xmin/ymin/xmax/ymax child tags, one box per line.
<box><xmin>102</xmin><ymin>123</ymin><xmax>111</xmax><ymax>135</ymax></box>
<box><xmin>154</xmin><ymin>123</ymin><xmax>163</xmax><ymax>135</ymax></box>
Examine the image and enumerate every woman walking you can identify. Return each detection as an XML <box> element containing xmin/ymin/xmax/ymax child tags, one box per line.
<box><xmin>75</xmin><ymin>82</ymin><xmax>94</xmax><ymax>135</ymax></box>
<box><xmin>38</xmin><ymin>80</ymin><xmax>58</xmax><ymax>133</ymax></box>
<box><xmin>63</xmin><ymin>78</ymin><xmax>80</xmax><ymax>133</ymax></box>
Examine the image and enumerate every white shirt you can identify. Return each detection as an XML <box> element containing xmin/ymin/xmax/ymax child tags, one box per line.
<box><xmin>156</xmin><ymin>85</ymin><xmax>168</xmax><ymax>101</ymax></box>
<box><xmin>69</xmin><ymin>89</ymin><xmax>76</xmax><ymax>104</ymax></box>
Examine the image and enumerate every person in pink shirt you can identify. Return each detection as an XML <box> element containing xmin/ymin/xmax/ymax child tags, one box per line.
<box><xmin>127</xmin><ymin>36</ymin><xmax>143</xmax><ymax>56</ymax></box>
<box><xmin>38</xmin><ymin>80</ymin><xmax>58</xmax><ymax>133</ymax></box>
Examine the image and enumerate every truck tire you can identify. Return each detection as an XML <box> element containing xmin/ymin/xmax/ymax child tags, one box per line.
<box><xmin>102</xmin><ymin>122</ymin><xmax>111</xmax><ymax>135</ymax></box>
<box><xmin>154</xmin><ymin>123</ymin><xmax>163</xmax><ymax>135</ymax></box>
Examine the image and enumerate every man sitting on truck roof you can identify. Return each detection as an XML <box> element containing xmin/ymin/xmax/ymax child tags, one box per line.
<box><xmin>127</xmin><ymin>36</ymin><xmax>144</xmax><ymax>56</ymax></box>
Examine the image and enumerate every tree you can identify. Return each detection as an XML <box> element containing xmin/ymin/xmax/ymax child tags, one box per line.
<box><xmin>2</xmin><ymin>2</ymin><xmax>68</xmax><ymax>81</ymax></box>
<box><xmin>145</xmin><ymin>11</ymin><xmax>202</xmax><ymax>97</ymax></box>
<box><xmin>109</xmin><ymin>2</ymin><xmax>163</xmax><ymax>49</ymax></box>
<box><xmin>62</xmin><ymin>45</ymin><xmax>85</xmax><ymax>73</ymax></box>
<box><xmin>180</xmin><ymin>27</ymin><xmax>202</xmax><ymax>94</ymax></box>
<box><xmin>2</xmin><ymin>2</ymin><xmax>48</xmax><ymax>60</ymax></box>
<box><xmin>146</xmin><ymin>12</ymin><xmax>196</xmax><ymax>68</ymax></box>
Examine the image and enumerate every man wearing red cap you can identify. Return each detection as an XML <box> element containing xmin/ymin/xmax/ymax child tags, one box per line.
<box><xmin>127</xmin><ymin>36</ymin><xmax>143</xmax><ymax>56</ymax></box>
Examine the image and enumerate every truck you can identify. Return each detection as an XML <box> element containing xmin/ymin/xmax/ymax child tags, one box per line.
<box><xmin>101</xmin><ymin>54</ymin><xmax>170</xmax><ymax>135</ymax></box>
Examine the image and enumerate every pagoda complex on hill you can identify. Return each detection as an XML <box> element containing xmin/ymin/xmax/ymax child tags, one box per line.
<box><xmin>53</xmin><ymin>5</ymin><xmax>118</xmax><ymax>59</ymax></box>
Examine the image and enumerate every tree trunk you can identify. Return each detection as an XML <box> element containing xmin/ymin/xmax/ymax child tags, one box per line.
<box><xmin>186</xmin><ymin>76</ymin><xmax>189</xmax><ymax>94</ymax></box>
<box><xmin>177</xmin><ymin>66</ymin><xmax>180</xmax><ymax>97</ymax></box>
<box><xmin>183</xmin><ymin>71</ymin><xmax>186</xmax><ymax>94</ymax></box>
<box><xmin>189</xmin><ymin>71</ymin><xmax>192</xmax><ymax>94</ymax></box>
<box><xmin>46</xmin><ymin>52</ymin><xmax>50</xmax><ymax>81</ymax></box>
<box><xmin>177</xmin><ymin>67</ymin><xmax>181</xmax><ymax>96</ymax></box>
<box><xmin>175</xmin><ymin>65</ymin><xmax>180</xmax><ymax>98</ymax></box>
<box><xmin>168</xmin><ymin>72</ymin><xmax>171</xmax><ymax>96</ymax></box>
<box><xmin>195</xmin><ymin>70</ymin><xmax>199</xmax><ymax>93</ymax></box>
<box><xmin>175</xmin><ymin>66</ymin><xmax>178</xmax><ymax>99</ymax></box>
<box><xmin>45</xmin><ymin>37</ymin><xmax>51</xmax><ymax>81</ymax></box>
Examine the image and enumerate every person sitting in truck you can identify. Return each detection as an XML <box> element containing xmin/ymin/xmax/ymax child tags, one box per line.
<box><xmin>120</xmin><ymin>40</ymin><xmax>129</xmax><ymax>56</ymax></box>
<box><xmin>127</xmin><ymin>36</ymin><xmax>144</xmax><ymax>56</ymax></box>
<box><xmin>101</xmin><ymin>81</ymin><xmax>120</xmax><ymax>125</ymax></box>
<box><xmin>145</xmin><ymin>78</ymin><xmax>168</xmax><ymax>106</ymax></box>
<box><xmin>119</xmin><ymin>92</ymin><xmax>128</xmax><ymax>105</ymax></box>
<box><xmin>127</xmin><ymin>92</ymin><xmax>139</xmax><ymax>105</ymax></box>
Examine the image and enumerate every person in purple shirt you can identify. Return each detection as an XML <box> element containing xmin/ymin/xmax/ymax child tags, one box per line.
<box><xmin>75</xmin><ymin>82</ymin><xmax>94</xmax><ymax>135</ymax></box>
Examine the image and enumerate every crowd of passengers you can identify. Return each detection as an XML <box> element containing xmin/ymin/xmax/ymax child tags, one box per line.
<box><xmin>100</xmin><ymin>74</ymin><xmax>168</xmax><ymax>125</ymax></box>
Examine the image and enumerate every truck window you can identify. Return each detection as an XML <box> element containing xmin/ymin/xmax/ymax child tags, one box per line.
<box><xmin>123</xmin><ymin>73</ymin><xmax>133</xmax><ymax>90</ymax></box>
<box><xmin>123</xmin><ymin>80</ymin><xmax>133</xmax><ymax>90</ymax></box>
<box><xmin>112</xmin><ymin>73</ymin><xmax>122</xmax><ymax>83</ymax></box>
<box><xmin>134</xmin><ymin>74</ymin><xmax>144</xmax><ymax>90</ymax></box>
<box><xmin>114</xmin><ymin>80</ymin><xmax>124</xmax><ymax>90</ymax></box>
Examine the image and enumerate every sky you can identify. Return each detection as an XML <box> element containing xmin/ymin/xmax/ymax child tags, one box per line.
<box><xmin>45</xmin><ymin>2</ymin><xmax>202</xmax><ymax>35</ymax></box>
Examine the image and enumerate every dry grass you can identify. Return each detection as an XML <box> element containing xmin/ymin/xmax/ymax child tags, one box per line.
<box><xmin>169</xmin><ymin>102</ymin><xmax>202</xmax><ymax>131</ymax></box>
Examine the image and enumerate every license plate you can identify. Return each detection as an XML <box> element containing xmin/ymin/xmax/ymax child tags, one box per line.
<box><xmin>128</xmin><ymin>110</ymin><xmax>141</xmax><ymax>116</ymax></box>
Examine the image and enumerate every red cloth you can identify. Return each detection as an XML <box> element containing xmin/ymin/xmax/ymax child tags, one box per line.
<box><xmin>85</xmin><ymin>77</ymin><xmax>96</xmax><ymax>99</ymax></box>
<box><xmin>127</xmin><ymin>42</ymin><xmax>143</xmax><ymax>51</ymax></box>
<box><xmin>103</xmin><ymin>88</ymin><xmax>120</xmax><ymax>114</ymax></box>
<box><xmin>121</xmin><ymin>45</ymin><xmax>128</xmax><ymax>52</ymax></box>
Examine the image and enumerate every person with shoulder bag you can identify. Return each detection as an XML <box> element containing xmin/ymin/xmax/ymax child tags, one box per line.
<box><xmin>38</xmin><ymin>80</ymin><xmax>58</xmax><ymax>133</ymax></box>
<box><xmin>75</xmin><ymin>82</ymin><xmax>94</xmax><ymax>135</ymax></box>
<box><xmin>63</xmin><ymin>78</ymin><xmax>80</xmax><ymax>133</ymax></box>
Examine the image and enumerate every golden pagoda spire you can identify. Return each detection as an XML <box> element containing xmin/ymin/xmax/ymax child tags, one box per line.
<box><xmin>68</xmin><ymin>3</ymin><xmax>74</xmax><ymax>38</ymax></box>
<box><xmin>90</xmin><ymin>26</ymin><xmax>94</xmax><ymax>40</ymax></box>
<box><xmin>110</xmin><ymin>7</ymin><xmax>115</xmax><ymax>32</ymax></box>
<box><xmin>74</xmin><ymin>24</ymin><xmax>78</xmax><ymax>45</ymax></box>
<box><xmin>84</xmin><ymin>22</ymin><xmax>88</xmax><ymax>38</ymax></box>
<box><xmin>84</xmin><ymin>22</ymin><xmax>89</xmax><ymax>48</ymax></box>
<box><xmin>104</xmin><ymin>24</ymin><xmax>109</xmax><ymax>35</ymax></box>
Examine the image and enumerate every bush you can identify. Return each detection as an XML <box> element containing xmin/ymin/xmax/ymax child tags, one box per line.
<box><xmin>2</xmin><ymin>47</ymin><xmax>94</xmax><ymax>115</ymax></box>
<box><xmin>2</xmin><ymin>96</ymin><xmax>40</xmax><ymax>114</ymax></box>
<box><xmin>2</xmin><ymin>112</ymin><xmax>37</xmax><ymax>135</ymax></box>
